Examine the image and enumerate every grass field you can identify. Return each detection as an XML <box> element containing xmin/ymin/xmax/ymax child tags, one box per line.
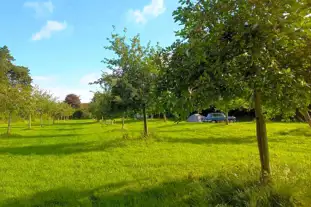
<box><xmin>0</xmin><ymin>120</ymin><xmax>310</xmax><ymax>206</ymax></box>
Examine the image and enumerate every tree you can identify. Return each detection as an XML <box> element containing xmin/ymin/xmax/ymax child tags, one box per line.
<box><xmin>0</xmin><ymin>46</ymin><xmax>32</xmax><ymax>134</ymax></box>
<box><xmin>96</xmin><ymin>28</ymin><xmax>159</xmax><ymax>136</ymax></box>
<box><xmin>65</xmin><ymin>94</ymin><xmax>81</xmax><ymax>109</ymax></box>
<box><xmin>34</xmin><ymin>89</ymin><xmax>53</xmax><ymax>127</ymax></box>
<box><xmin>89</xmin><ymin>91</ymin><xmax>113</xmax><ymax>122</ymax></box>
<box><xmin>22</xmin><ymin>86</ymin><xmax>39</xmax><ymax>129</ymax></box>
<box><xmin>173</xmin><ymin>0</ymin><xmax>311</xmax><ymax>183</ymax></box>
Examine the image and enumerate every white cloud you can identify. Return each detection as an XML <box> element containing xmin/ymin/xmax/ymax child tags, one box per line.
<box><xmin>129</xmin><ymin>0</ymin><xmax>166</xmax><ymax>24</ymax></box>
<box><xmin>80</xmin><ymin>73</ymin><xmax>101</xmax><ymax>85</ymax></box>
<box><xmin>32</xmin><ymin>20</ymin><xmax>67</xmax><ymax>41</ymax></box>
<box><xmin>24</xmin><ymin>1</ymin><xmax>54</xmax><ymax>17</ymax></box>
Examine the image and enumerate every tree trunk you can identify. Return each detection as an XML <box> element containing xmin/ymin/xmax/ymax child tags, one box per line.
<box><xmin>40</xmin><ymin>114</ymin><xmax>43</xmax><ymax>127</ymax></box>
<box><xmin>53</xmin><ymin>118</ymin><xmax>55</xmax><ymax>125</ymax></box>
<box><xmin>225</xmin><ymin>111</ymin><xmax>229</xmax><ymax>125</ymax></box>
<box><xmin>7</xmin><ymin>112</ymin><xmax>12</xmax><ymax>135</ymax></box>
<box><xmin>254</xmin><ymin>90</ymin><xmax>271</xmax><ymax>183</ymax></box>
<box><xmin>143</xmin><ymin>104</ymin><xmax>148</xmax><ymax>137</ymax></box>
<box><xmin>28</xmin><ymin>114</ymin><xmax>32</xmax><ymax>129</ymax></box>
<box><xmin>302</xmin><ymin>110</ymin><xmax>311</xmax><ymax>128</ymax></box>
<box><xmin>122</xmin><ymin>113</ymin><xmax>125</xmax><ymax>129</ymax></box>
<box><xmin>163</xmin><ymin>113</ymin><xmax>167</xmax><ymax>122</ymax></box>
<box><xmin>296</xmin><ymin>109</ymin><xmax>305</xmax><ymax>122</ymax></box>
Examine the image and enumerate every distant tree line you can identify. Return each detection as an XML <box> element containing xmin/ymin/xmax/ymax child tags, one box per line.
<box><xmin>0</xmin><ymin>46</ymin><xmax>85</xmax><ymax>134</ymax></box>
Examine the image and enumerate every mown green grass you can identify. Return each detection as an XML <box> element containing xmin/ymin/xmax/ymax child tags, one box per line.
<box><xmin>0</xmin><ymin>120</ymin><xmax>310</xmax><ymax>206</ymax></box>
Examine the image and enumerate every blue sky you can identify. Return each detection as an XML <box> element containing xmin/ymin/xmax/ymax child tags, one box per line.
<box><xmin>0</xmin><ymin>0</ymin><xmax>179</xmax><ymax>102</ymax></box>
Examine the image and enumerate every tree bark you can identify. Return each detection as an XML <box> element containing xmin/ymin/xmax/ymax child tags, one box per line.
<box><xmin>143</xmin><ymin>104</ymin><xmax>148</xmax><ymax>137</ymax></box>
<box><xmin>7</xmin><ymin>112</ymin><xmax>12</xmax><ymax>135</ymax></box>
<box><xmin>28</xmin><ymin>114</ymin><xmax>32</xmax><ymax>129</ymax></box>
<box><xmin>40</xmin><ymin>114</ymin><xmax>43</xmax><ymax>127</ymax></box>
<box><xmin>302</xmin><ymin>110</ymin><xmax>311</xmax><ymax>128</ymax></box>
<box><xmin>225</xmin><ymin>111</ymin><xmax>229</xmax><ymax>125</ymax></box>
<box><xmin>163</xmin><ymin>113</ymin><xmax>167</xmax><ymax>122</ymax></box>
<box><xmin>296</xmin><ymin>110</ymin><xmax>305</xmax><ymax>122</ymax></box>
<box><xmin>254</xmin><ymin>90</ymin><xmax>271</xmax><ymax>183</ymax></box>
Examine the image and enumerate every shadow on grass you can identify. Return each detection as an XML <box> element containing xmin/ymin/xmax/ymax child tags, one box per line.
<box><xmin>0</xmin><ymin>133</ymin><xmax>84</xmax><ymax>139</ymax></box>
<box><xmin>2</xmin><ymin>175</ymin><xmax>297</xmax><ymax>207</ymax></box>
<box><xmin>156</xmin><ymin>136</ymin><xmax>256</xmax><ymax>145</ymax></box>
<box><xmin>54</xmin><ymin>121</ymin><xmax>98</xmax><ymax>126</ymax></box>
<box><xmin>0</xmin><ymin>139</ymin><xmax>127</xmax><ymax>156</ymax></box>
<box><xmin>42</xmin><ymin>128</ymin><xmax>85</xmax><ymax>131</ymax></box>
<box><xmin>276</xmin><ymin>128</ymin><xmax>311</xmax><ymax>137</ymax></box>
<box><xmin>155</xmin><ymin>122</ymin><xmax>189</xmax><ymax>129</ymax></box>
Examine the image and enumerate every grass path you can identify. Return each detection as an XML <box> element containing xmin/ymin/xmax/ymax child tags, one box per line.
<box><xmin>0</xmin><ymin>120</ymin><xmax>310</xmax><ymax>206</ymax></box>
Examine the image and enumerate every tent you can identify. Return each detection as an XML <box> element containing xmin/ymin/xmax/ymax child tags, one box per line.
<box><xmin>187</xmin><ymin>114</ymin><xmax>206</xmax><ymax>122</ymax></box>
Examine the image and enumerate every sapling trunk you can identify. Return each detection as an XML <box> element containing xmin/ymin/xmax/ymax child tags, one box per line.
<box><xmin>254</xmin><ymin>90</ymin><xmax>271</xmax><ymax>183</ymax></box>
<box><xmin>122</xmin><ymin>113</ymin><xmax>125</xmax><ymax>129</ymax></box>
<box><xmin>225</xmin><ymin>111</ymin><xmax>229</xmax><ymax>125</ymax></box>
<box><xmin>28</xmin><ymin>114</ymin><xmax>32</xmax><ymax>129</ymax></box>
<box><xmin>7</xmin><ymin>112</ymin><xmax>12</xmax><ymax>135</ymax></box>
<box><xmin>303</xmin><ymin>110</ymin><xmax>311</xmax><ymax>128</ymax></box>
<box><xmin>296</xmin><ymin>110</ymin><xmax>305</xmax><ymax>122</ymax></box>
<box><xmin>143</xmin><ymin>104</ymin><xmax>148</xmax><ymax>137</ymax></box>
<box><xmin>40</xmin><ymin>114</ymin><xmax>43</xmax><ymax>127</ymax></box>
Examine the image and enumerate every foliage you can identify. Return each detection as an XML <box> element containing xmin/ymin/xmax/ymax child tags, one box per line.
<box><xmin>172</xmin><ymin>0</ymin><xmax>311</xmax><ymax>181</ymax></box>
<box><xmin>173</xmin><ymin>0</ymin><xmax>311</xmax><ymax>117</ymax></box>
<box><xmin>0</xmin><ymin>45</ymin><xmax>32</xmax><ymax>133</ymax></box>
<box><xmin>94</xmin><ymin>28</ymin><xmax>161</xmax><ymax>134</ymax></box>
<box><xmin>64</xmin><ymin>94</ymin><xmax>81</xmax><ymax>109</ymax></box>
<box><xmin>89</xmin><ymin>91</ymin><xmax>113</xmax><ymax>120</ymax></box>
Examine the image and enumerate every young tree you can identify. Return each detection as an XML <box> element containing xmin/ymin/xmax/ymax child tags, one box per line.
<box><xmin>89</xmin><ymin>90</ymin><xmax>113</xmax><ymax>122</ymax></box>
<box><xmin>34</xmin><ymin>89</ymin><xmax>53</xmax><ymax>127</ymax></box>
<box><xmin>21</xmin><ymin>86</ymin><xmax>38</xmax><ymax>129</ymax></box>
<box><xmin>96</xmin><ymin>28</ymin><xmax>159</xmax><ymax>136</ymax></box>
<box><xmin>173</xmin><ymin>0</ymin><xmax>311</xmax><ymax>183</ymax></box>
<box><xmin>1</xmin><ymin>83</ymin><xmax>31</xmax><ymax>134</ymax></box>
